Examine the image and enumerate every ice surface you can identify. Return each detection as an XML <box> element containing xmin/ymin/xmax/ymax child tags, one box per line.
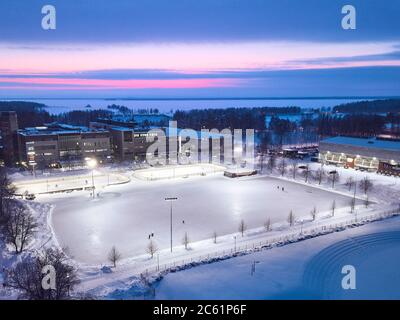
<box><xmin>43</xmin><ymin>174</ymin><xmax>357</xmax><ymax>264</ymax></box>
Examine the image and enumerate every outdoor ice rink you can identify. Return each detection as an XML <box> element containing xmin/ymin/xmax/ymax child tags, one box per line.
<box><xmin>44</xmin><ymin>174</ymin><xmax>358</xmax><ymax>264</ymax></box>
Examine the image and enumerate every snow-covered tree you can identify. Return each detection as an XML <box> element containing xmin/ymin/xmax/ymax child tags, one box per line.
<box><xmin>5</xmin><ymin>248</ymin><xmax>78</xmax><ymax>300</ymax></box>
<box><xmin>345</xmin><ymin>176</ymin><xmax>355</xmax><ymax>191</ymax></box>
<box><xmin>328</xmin><ymin>171</ymin><xmax>340</xmax><ymax>188</ymax></box>
<box><xmin>359</xmin><ymin>176</ymin><xmax>373</xmax><ymax>195</ymax></box>
<box><xmin>267</xmin><ymin>154</ymin><xmax>276</xmax><ymax>174</ymax></box>
<box><xmin>0</xmin><ymin>168</ymin><xmax>16</xmax><ymax>221</ymax></box>
<box><xmin>264</xmin><ymin>217</ymin><xmax>272</xmax><ymax>232</ymax></box>
<box><xmin>212</xmin><ymin>231</ymin><xmax>218</xmax><ymax>244</ymax></box>
<box><xmin>238</xmin><ymin>219</ymin><xmax>247</xmax><ymax>237</ymax></box>
<box><xmin>314</xmin><ymin>166</ymin><xmax>325</xmax><ymax>185</ymax></box>
<box><xmin>350</xmin><ymin>196</ymin><xmax>356</xmax><ymax>213</ymax></box>
<box><xmin>301</xmin><ymin>164</ymin><xmax>310</xmax><ymax>183</ymax></box>
<box><xmin>310</xmin><ymin>206</ymin><xmax>317</xmax><ymax>221</ymax></box>
<box><xmin>258</xmin><ymin>153</ymin><xmax>266</xmax><ymax>174</ymax></box>
<box><xmin>146</xmin><ymin>240</ymin><xmax>158</xmax><ymax>258</ymax></box>
<box><xmin>5</xmin><ymin>202</ymin><xmax>37</xmax><ymax>254</ymax></box>
<box><xmin>364</xmin><ymin>196</ymin><xmax>370</xmax><ymax>208</ymax></box>
<box><xmin>287</xmin><ymin>210</ymin><xmax>295</xmax><ymax>227</ymax></box>
<box><xmin>182</xmin><ymin>232</ymin><xmax>190</xmax><ymax>250</ymax></box>
<box><xmin>278</xmin><ymin>159</ymin><xmax>287</xmax><ymax>177</ymax></box>
<box><xmin>290</xmin><ymin>161</ymin><xmax>298</xmax><ymax>179</ymax></box>
<box><xmin>108</xmin><ymin>246</ymin><xmax>122</xmax><ymax>268</ymax></box>
<box><xmin>331</xmin><ymin>200</ymin><xmax>336</xmax><ymax>217</ymax></box>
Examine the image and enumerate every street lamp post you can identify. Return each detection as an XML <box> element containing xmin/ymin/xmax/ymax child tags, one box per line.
<box><xmin>165</xmin><ymin>197</ymin><xmax>178</xmax><ymax>252</ymax></box>
<box><xmin>86</xmin><ymin>158</ymin><xmax>97</xmax><ymax>198</ymax></box>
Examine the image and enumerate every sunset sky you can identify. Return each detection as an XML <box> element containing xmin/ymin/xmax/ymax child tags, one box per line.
<box><xmin>0</xmin><ymin>0</ymin><xmax>399</xmax><ymax>98</ymax></box>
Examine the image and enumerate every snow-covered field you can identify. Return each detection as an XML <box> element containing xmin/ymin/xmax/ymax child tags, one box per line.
<box><xmin>149</xmin><ymin>216</ymin><xmax>400</xmax><ymax>300</ymax></box>
<box><xmin>39</xmin><ymin>173</ymin><xmax>359</xmax><ymax>264</ymax></box>
<box><xmin>3</xmin><ymin>161</ymin><xmax>399</xmax><ymax>299</ymax></box>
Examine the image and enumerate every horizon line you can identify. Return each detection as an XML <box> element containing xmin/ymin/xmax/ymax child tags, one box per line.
<box><xmin>1</xmin><ymin>96</ymin><xmax>400</xmax><ymax>102</ymax></box>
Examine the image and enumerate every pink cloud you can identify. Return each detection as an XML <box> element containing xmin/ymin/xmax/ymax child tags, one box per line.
<box><xmin>0</xmin><ymin>77</ymin><xmax>244</xmax><ymax>89</ymax></box>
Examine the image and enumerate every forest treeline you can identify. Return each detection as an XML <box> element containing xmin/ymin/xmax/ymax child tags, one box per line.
<box><xmin>0</xmin><ymin>100</ymin><xmax>399</xmax><ymax>138</ymax></box>
<box><xmin>333</xmin><ymin>99</ymin><xmax>400</xmax><ymax>113</ymax></box>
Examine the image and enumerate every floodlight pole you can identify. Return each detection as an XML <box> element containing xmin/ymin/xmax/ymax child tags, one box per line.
<box><xmin>91</xmin><ymin>169</ymin><xmax>95</xmax><ymax>198</ymax></box>
<box><xmin>165</xmin><ymin>197</ymin><xmax>178</xmax><ymax>252</ymax></box>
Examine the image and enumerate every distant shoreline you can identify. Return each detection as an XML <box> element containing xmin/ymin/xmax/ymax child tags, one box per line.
<box><xmin>1</xmin><ymin>96</ymin><xmax>399</xmax><ymax>101</ymax></box>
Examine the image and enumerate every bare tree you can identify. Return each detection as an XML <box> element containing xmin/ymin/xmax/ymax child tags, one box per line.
<box><xmin>258</xmin><ymin>153</ymin><xmax>266</xmax><ymax>174</ymax></box>
<box><xmin>264</xmin><ymin>217</ymin><xmax>272</xmax><ymax>232</ymax></box>
<box><xmin>301</xmin><ymin>164</ymin><xmax>310</xmax><ymax>183</ymax></box>
<box><xmin>108</xmin><ymin>246</ymin><xmax>122</xmax><ymax>268</ymax></box>
<box><xmin>0</xmin><ymin>168</ymin><xmax>16</xmax><ymax>220</ymax></box>
<box><xmin>146</xmin><ymin>240</ymin><xmax>158</xmax><ymax>258</ymax></box>
<box><xmin>212</xmin><ymin>231</ymin><xmax>218</xmax><ymax>244</ymax></box>
<box><xmin>350</xmin><ymin>196</ymin><xmax>356</xmax><ymax>213</ymax></box>
<box><xmin>238</xmin><ymin>219</ymin><xmax>247</xmax><ymax>237</ymax></box>
<box><xmin>5</xmin><ymin>248</ymin><xmax>79</xmax><ymax>300</ymax></box>
<box><xmin>290</xmin><ymin>161</ymin><xmax>298</xmax><ymax>179</ymax></box>
<box><xmin>278</xmin><ymin>159</ymin><xmax>287</xmax><ymax>177</ymax></box>
<box><xmin>359</xmin><ymin>176</ymin><xmax>373</xmax><ymax>195</ymax></box>
<box><xmin>345</xmin><ymin>176</ymin><xmax>355</xmax><ymax>191</ymax></box>
<box><xmin>182</xmin><ymin>232</ymin><xmax>190</xmax><ymax>250</ymax></box>
<box><xmin>364</xmin><ymin>195</ymin><xmax>370</xmax><ymax>208</ymax></box>
<box><xmin>331</xmin><ymin>200</ymin><xmax>336</xmax><ymax>217</ymax></box>
<box><xmin>5</xmin><ymin>202</ymin><xmax>37</xmax><ymax>254</ymax></box>
<box><xmin>267</xmin><ymin>154</ymin><xmax>276</xmax><ymax>174</ymax></box>
<box><xmin>314</xmin><ymin>167</ymin><xmax>325</xmax><ymax>185</ymax></box>
<box><xmin>328</xmin><ymin>171</ymin><xmax>340</xmax><ymax>188</ymax></box>
<box><xmin>287</xmin><ymin>210</ymin><xmax>295</xmax><ymax>227</ymax></box>
<box><xmin>310</xmin><ymin>206</ymin><xmax>317</xmax><ymax>221</ymax></box>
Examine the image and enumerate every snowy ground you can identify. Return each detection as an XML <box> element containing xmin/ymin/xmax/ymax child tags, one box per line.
<box><xmin>149</xmin><ymin>216</ymin><xmax>400</xmax><ymax>300</ymax></box>
<box><xmin>3</xmin><ymin>161</ymin><xmax>400</xmax><ymax>299</ymax></box>
<box><xmin>39</xmin><ymin>173</ymin><xmax>360</xmax><ymax>264</ymax></box>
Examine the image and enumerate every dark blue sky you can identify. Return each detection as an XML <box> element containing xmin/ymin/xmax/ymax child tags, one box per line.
<box><xmin>1</xmin><ymin>0</ymin><xmax>399</xmax><ymax>43</ymax></box>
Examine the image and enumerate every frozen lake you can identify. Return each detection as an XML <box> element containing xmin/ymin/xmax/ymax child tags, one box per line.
<box><xmin>46</xmin><ymin>175</ymin><xmax>356</xmax><ymax>264</ymax></box>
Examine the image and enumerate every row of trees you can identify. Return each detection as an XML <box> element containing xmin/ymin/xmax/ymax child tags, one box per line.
<box><xmin>173</xmin><ymin>107</ymin><xmax>300</xmax><ymax>131</ymax></box>
<box><xmin>108</xmin><ymin>231</ymin><xmax>193</xmax><ymax>268</ymax></box>
<box><xmin>0</xmin><ymin>169</ymin><xmax>37</xmax><ymax>254</ymax></box>
<box><xmin>260</xmin><ymin>155</ymin><xmax>375</xmax><ymax>194</ymax></box>
<box><xmin>0</xmin><ymin>169</ymin><xmax>79</xmax><ymax>300</ymax></box>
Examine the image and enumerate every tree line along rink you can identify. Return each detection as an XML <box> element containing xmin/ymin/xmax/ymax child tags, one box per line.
<box><xmin>33</xmin><ymin>164</ymin><xmax>366</xmax><ymax>265</ymax></box>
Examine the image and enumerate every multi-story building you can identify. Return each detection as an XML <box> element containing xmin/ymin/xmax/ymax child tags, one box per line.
<box><xmin>0</xmin><ymin>111</ymin><xmax>19</xmax><ymax>166</ymax></box>
<box><xmin>18</xmin><ymin>123</ymin><xmax>111</xmax><ymax>169</ymax></box>
<box><xmin>90</xmin><ymin>119</ymin><xmax>232</xmax><ymax>164</ymax></box>
<box><xmin>90</xmin><ymin>119</ymin><xmax>159</xmax><ymax>161</ymax></box>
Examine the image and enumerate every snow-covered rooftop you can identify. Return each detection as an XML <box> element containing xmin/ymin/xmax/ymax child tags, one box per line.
<box><xmin>321</xmin><ymin>136</ymin><xmax>400</xmax><ymax>152</ymax></box>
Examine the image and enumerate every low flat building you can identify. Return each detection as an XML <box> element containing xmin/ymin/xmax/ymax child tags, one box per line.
<box><xmin>319</xmin><ymin>136</ymin><xmax>400</xmax><ymax>172</ymax></box>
